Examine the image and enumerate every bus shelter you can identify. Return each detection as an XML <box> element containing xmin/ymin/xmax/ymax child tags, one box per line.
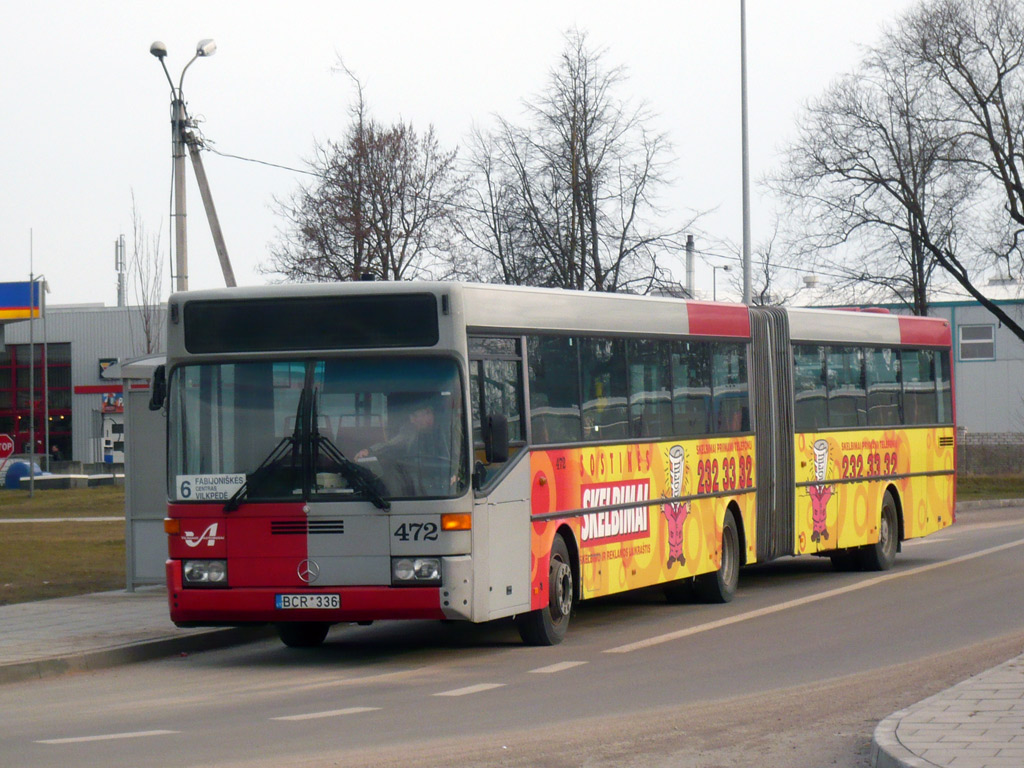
<box><xmin>104</xmin><ymin>355</ymin><xmax>166</xmax><ymax>590</ymax></box>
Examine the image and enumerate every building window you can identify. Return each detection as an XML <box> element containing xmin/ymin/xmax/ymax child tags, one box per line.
<box><xmin>0</xmin><ymin>342</ymin><xmax>72</xmax><ymax>458</ymax></box>
<box><xmin>959</xmin><ymin>324</ymin><xmax>995</xmax><ymax>361</ymax></box>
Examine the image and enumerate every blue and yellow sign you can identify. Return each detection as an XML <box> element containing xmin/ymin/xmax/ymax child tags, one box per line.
<box><xmin>0</xmin><ymin>282</ymin><xmax>42</xmax><ymax>320</ymax></box>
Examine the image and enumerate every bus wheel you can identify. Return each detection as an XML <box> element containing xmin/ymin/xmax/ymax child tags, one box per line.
<box><xmin>859</xmin><ymin>491</ymin><xmax>899</xmax><ymax>571</ymax></box>
<box><xmin>516</xmin><ymin>534</ymin><xmax>573</xmax><ymax>646</ymax></box>
<box><xmin>277</xmin><ymin>622</ymin><xmax>331</xmax><ymax>648</ymax></box>
<box><xmin>695</xmin><ymin>510</ymin><xmax>739</xmax><ymax>603</ymax></box>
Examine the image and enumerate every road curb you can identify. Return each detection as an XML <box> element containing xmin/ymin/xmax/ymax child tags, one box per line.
<box><xmin>955</xmin><ymin>497</ymin><xmax>1024</xmax><ymax>511</ymax></box>
<box><xmin>0</xmin><ymin>626</ymin><xmax>275</xmax><ymax>686</ymax></box>
<box><xmin>870</xmin><ymin>707</ymin><xmax>934</xmax><ymax>768</ymax></box>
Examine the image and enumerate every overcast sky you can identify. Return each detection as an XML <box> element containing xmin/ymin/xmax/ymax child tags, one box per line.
<box><xmin>1</xmin><ymin>0</ymin><xmax>921</xmax><ymax>307</ymax></box>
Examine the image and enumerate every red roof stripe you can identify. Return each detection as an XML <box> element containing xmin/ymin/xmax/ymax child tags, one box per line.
<box><xmin>686</xmin><ymin>302</ymin><xmax>751</xmax><ymax>338</ymax></box>
<box><xmin>898</xmin><ymin>315</ymin><xmax>952</xmax><ymax>347</ymax></box>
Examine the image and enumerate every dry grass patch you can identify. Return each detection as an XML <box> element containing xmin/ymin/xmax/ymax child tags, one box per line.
<box><xmin>0</xmin><ymin>520</ymin><xmax>124</xmax><ymax>605</ymax></box>
<box><xmin>0</xmin><ymin>485</ymin><xmax>125</xmax><ymax>519</ymax></box>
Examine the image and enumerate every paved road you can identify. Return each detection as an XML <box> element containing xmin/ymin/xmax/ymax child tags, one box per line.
<box><xmin>2</xmin><ymin>506</ymin><xmax>1023</xmax><ymax>768</ymax></box>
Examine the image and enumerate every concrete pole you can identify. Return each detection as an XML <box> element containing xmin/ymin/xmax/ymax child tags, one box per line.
<box><xmin>28</xmin><ymin>236</ymin><xmax>35</xmax><ymax>498</ymax></box>
<box><xmin>685</xmin><ymin>234</ymin><xmax>695</xmax><ymax>298</ymax></box>
<box><xmin>740</xmin><ymin>0</ymin><xmax>753</xmax><ymax>305</ymax></box>
<box><xmin>172</xmin><ymin>95</ymin><xmax>188</xmax><ymax>292</ymax></box>
<box><xmin>116</xmin><ymin>234</ymin><xmax>127</xmax><ymax>307</ymax></box>
<box><xmin>187</xmin><ymin>137</ymin><xmax>236</xmax><ymax>287</ymax></box>
<box><xmin>42</xmin><ymin>283</ymin><xmax>48</xmax><ymax>473</ymax></box>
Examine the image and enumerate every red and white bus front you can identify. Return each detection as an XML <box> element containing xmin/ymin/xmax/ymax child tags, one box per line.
<box><xmin>163</xmin><ymin>355</ymin><xmax>474</xmax><ymax>646</ymax></box>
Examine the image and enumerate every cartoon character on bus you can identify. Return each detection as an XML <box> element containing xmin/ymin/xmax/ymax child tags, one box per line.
<box><xmin>663</xmin><ymin>444</ymin><xmax>689</xmax><ymax>568</ymax></box>
<box><xmin>809</xmin><ymin>439</ymin><xmax>835</xmax><ymax>543</ymax></box>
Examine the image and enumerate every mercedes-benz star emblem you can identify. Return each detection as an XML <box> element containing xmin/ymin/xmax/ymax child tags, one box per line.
<box><xmin>297</xmin><ymin>558</ymin><xmax>320</xmax><ymax>584</ymax></box>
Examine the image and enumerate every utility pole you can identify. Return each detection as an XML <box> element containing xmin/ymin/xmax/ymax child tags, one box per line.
<box><xmin>28</xmin><ymin>232</ymin><xmax>35</xmax><ymax>497</ymax></box>
<box><xmin>685</xmin><ymin>235</ymin><xmax>695</xmax><ymax>298</ymax></box>
<box><xmin>186</xmin><ymin>136</ymin><xmax>236</xmax><ymax>286</ymax></box>
<box><xmin>115</xmin><ymin>234</ymin><xmax>127</xmax><ymax>307</ymax></box>
<box><xmin>171</xmin><ymin>90</ymin><xmax>188</xmax><ymax>291</ymax></box>
<box><xmin>740</xmin><ymin>0</ymin><xmax>752</xmax><ymax>305</ymax></box>
<box><xmin>151</xmin><ymin>39</ymin><xmax>236</xmax><ymax>292</ymax></box>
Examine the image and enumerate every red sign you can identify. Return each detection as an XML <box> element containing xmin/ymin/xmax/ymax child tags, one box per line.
<box><xmin>0</xmin><ymin>434</ymin><xmax>13</xmax><ymax>459</ymax></box>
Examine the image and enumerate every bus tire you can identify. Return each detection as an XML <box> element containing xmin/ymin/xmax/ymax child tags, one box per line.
<box><xmin>277</xmin><ymin>622</ymin><xmax>331</xmax><ymax>648</ymax></box>
<box><xmin>859</xmin><ymin>491</ymin><xmax>899</xmax><ymax>571</ymax></box>
<box><xmin>516</xmin><ymin>534</ymin><xmax>573</xmax><ymax>646</ymax></box>
<box><xmin>695</xmin><ymin>510</ymin><xmax>739</xmax><ymax>603</ymax></box>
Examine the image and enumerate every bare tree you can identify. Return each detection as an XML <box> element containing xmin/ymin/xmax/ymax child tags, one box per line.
<box><xmin>769</xmin><ymin>39</ymin><xmax>972</xmax><ymax>316</ymax></box>
<box><xmin>463</xmin><ymin>30</ymin><xmax>693</xmax><ymax>293</ymax></box>
<box><xmin>266</xmin><ymin>69</ymin><xmax>465</xmax><ymax>282</ymax></box>
<box><xmin>452</xmin><ymin>127</ymin><xmax>548</xmax><ymax>285</ymax></box>
<box><xmin>725</xmin><ymin>225</ymin><xmax>804</xmax><ymax>306</ymax></box>
<box><xmin>129</xmin><ymin>191</ymin><xmax>165</xmax><ymax>355</ymax></box>
<box><xmin>771</xmin><ymin>0</ymin><xmax>1024</xmax><ymax>340</ymax></box>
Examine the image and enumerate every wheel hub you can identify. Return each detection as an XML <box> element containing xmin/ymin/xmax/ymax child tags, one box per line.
<box><xmin>550</xmin><ymin>560</ymin><xmax>573</xmax><ymax>620</ymax></box>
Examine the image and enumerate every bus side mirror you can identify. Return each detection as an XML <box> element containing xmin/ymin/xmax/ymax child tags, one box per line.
<box><xmin>149</xmin><ymin>365</ymin><xmax>166</xmax><ymax>411</ymax></box>
<box><xmin>484</xmin><ymin>414</ymin><xmax>509</xmax><ymax>464</ymax></box>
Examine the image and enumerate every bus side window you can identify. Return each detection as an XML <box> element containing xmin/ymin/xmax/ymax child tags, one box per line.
<box><xmin>712</xmin><ymin>342</ymin><xmax>750</xmax><ymax>433</ymax></box>
<box><xmin>793</xmin><ymin>345</ymin><xmax>827</xmax><ymax>431</ymax></box>
<box><xmin>937</xmin><ymin>350</ymin><xmax>954</xmax><ymax>424</ymax></box>
<box><xmin>671</xmin><ymin>341</ymin><xmax>711</xmax><ymax>437</ymax></box>
<box><xmin>826</xmin><ymin>346</ymin><xmax>866</xmax><ymax>428</ymax></box>
<box><xmin>528</xmin><ymin>336</ymin><xmax>581</xmax><ymax>444</ymax></box>
<box><xmin>628</xmin><ymin>339</ymin><xmax>672</xmax><ymax>438</ymax></box>
<box><xmin>902</xmin><ymin>349</ymin><xmax>938</xmax><ymax>425</ymax></box>
<box><xmin>866</xmin><ymin>347</ymin><xmax>902</xmax><ymax>426</ymax></box>
<box><xmin>581</xmin><ymin>337</ymin><xmax>629</xmax><ymax>440</ymax></box>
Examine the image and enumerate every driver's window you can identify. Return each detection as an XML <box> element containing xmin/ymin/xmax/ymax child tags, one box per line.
<box><xmin>469</xmin><ymin>337</ymin><xmax>524</xmax><ymax>484</ymax></box>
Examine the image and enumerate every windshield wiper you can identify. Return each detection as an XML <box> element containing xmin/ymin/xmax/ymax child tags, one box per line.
<box><xmin>312</xmin><ymin>389</ymin><xmax>391</xmax><ymax>511</ymax></box>
<box><xmin>224</xmin><ymin>389</ymin><xmax>306</xmax><ymax>513</ymax></box>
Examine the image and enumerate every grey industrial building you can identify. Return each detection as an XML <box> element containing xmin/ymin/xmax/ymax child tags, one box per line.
<box><xmin>0</xmin><ymin>303</ymin><xmax>165</xmax><ymax>466</ymax></box>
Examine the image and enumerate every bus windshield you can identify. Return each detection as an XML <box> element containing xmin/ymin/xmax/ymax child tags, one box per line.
<box><xmin>168</xmin><ymin>357</ymin><xmax>467</xmax><ymax>503</ymax></box>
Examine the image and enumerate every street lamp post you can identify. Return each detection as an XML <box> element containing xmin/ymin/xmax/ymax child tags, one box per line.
<box><xmin>150</xmin><ymin>39</ymin><xmax>217</xmax><ymax>293</ymax></box>
<box><xmin>740</xmin><ymin>0</ymin><xmax>752</xmax><ymax>305</ymax></box>
<box><xmin>713</xmin><ymin>265</ymin><xmax>731</xmax><ymax>301</ymax></box>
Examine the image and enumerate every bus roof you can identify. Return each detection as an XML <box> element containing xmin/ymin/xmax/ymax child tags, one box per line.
<box><xmin>788</xmin><ymin>307</ymin><xmax>951</xmax><ymax>347</ymax></box>
<box><xmin>168</xmin><ymin>282</ymin><xmax>950</xmax><ymax>348</ymax></box>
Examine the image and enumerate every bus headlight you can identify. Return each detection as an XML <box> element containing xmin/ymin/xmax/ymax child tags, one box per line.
<box><xmin>391</xmin><ymin>557</ymin><xmax>441</xmax><ymax>586</ymax></box>
<box><xmin>183</xmin><ymin>559</ymin><xmax>229</xmax><ymax>587</ymax></box>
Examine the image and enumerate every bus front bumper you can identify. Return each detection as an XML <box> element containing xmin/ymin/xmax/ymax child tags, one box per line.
<box><xmin>166</xmin><ymin>560</ymin><xmax>450</xmax><ymax>625</ymax></box>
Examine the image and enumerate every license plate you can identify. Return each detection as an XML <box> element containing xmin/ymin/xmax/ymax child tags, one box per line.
<box><xmin>275</xmin><ymin>594</ymin><xmax>340</xmax><ymax>610</ymax></box>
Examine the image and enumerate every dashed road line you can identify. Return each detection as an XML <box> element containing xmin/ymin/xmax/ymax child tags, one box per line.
<box><xmin>271</xmin><ymin>707</ymin><xmax>380</xmax><ymax>721</ymax></box>
<box><xmin>529</xmin><ymin>661</ymin><xmax>588</xmax><ymax>674</ymax></box>
<box><xmin>433</xmin><ymin>683</ymin><xmax>506</xmax><ymax>697</ymax></box>
<box><xmin>36</xmin><ymin>730</ymin><xmax>179</xmax><ymax>745</ymax></box>
<box><xmin>604</xmin><ymin>537</ymin><xmax>1024</xmax><ymax>654</ymax></box>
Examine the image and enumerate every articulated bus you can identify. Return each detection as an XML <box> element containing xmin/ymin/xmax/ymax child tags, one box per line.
<box><xmin>156</xmin><ymin>282</ymin><xmax>955</xmax><ymax>647</ymax></box>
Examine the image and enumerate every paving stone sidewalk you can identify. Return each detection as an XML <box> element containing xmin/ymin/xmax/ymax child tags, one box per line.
<box><xmin>0</xmin><ymin>587</ymin><xmax>268</xmax><ymax>684</ymax></box>
<box><xmin>872</xmin><ymin>653</ymin><xmax>1024</xmax><ymax>767</ymax></box>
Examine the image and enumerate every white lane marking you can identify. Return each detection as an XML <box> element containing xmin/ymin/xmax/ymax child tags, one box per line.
<box><xmin>433</xmin><ymin>683</ymin><xmax>506</xmax><ymax>697</ymax></box>
<box><xmin>271</xmin><ymin>707</ymin><xmax>380</xmax><ymax>721</ymax></box>
<box><xmin>903</xmin><ymin>536</ymin><xmax>950</xmax><ymax>546</ymax></box>
<box><xmin>36</xmin><ymin>730</ymin><xmax>178</xmax><ymax>745</ymax></box>
<box><xmin>529</xmin><ymin>661</ymin><xmax>588</xmax><ymax>674</ymax></box>
<box><xmin>605</xmin><ymin>537</ymin><xmax>1024</xmax><ymax>654</ymax></box>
